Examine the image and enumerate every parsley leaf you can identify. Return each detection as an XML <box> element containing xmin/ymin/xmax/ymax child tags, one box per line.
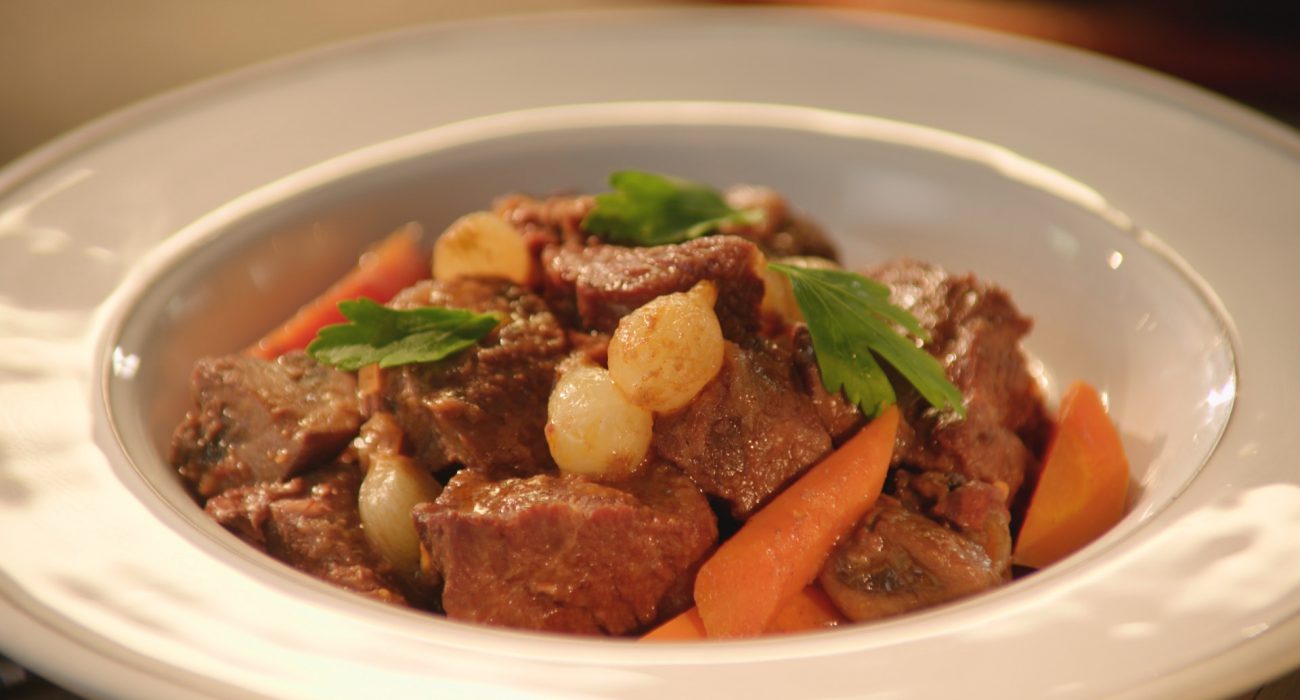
<box><xmin>769</xmin><ymin>263</ymin><xmax>965</xmax><ymax>419</ymax></box>
<box><xmin>307</xmin><ymin>298</ymin><xmax>500</xmax><ymax>371</ymax></box>
<box><xmin>581</xmin><ymin>170</ymin><xmax>764</xmax><ymax>246</ymax></box>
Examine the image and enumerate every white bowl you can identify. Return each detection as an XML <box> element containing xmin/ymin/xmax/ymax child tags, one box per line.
<box><xmin>106</xmin><ymin>100</ymin><xmax>1235</xmax><ymax>563</ymax></box>
<box><xmin>2</xmin><ymin>9</ymin><xmax>1298</xmax><ymax>700</ymax></box>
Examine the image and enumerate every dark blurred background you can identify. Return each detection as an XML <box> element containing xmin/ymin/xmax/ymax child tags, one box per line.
<box><xmin>0</xmin><ymin>0</ymin><xmax>1297</xmax><ymax>167</ymax></box>
<box><xmin>734</xmin><ymin>0</ymin><xmax>1300</xmax><ymax>125</ymax></box>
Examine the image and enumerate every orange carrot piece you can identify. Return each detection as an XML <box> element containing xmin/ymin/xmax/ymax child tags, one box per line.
<box><xmin>693</xmin><ymin>406</ymin><xmax>899</xmax><ymax>639</ymax></box>
<box><xmin>1013</xmin><ymin>381</ymin><xmax>1130</xmax><ymax>569</ymax></box>
<box><xmin>641</xmin><ymin>586</ymin><xmax>846</xmax><ymax>642</ymax></box>
<box><xmin>766</xmin><ymin>585</ymin><xmax>846</xmax><ymax>634</ymax></box>
<box><xmin>246</xmin><ymin>223</ymin><xmax>429</xmax><ymax>359</ymax></box>
<box><xmin>640</xmin><ymin>607</ymin><xmax>708</xmax><ymax>642</ymax></box>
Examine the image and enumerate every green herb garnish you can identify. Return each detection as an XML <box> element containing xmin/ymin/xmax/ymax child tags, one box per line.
<box><xmin>581</xmin><ymin>170</ymin><xmax>764</xmax><ymax>246</ymax></box>
<box><xmin>770</xmin><ymin>263</ymin><xmax>965</xmax><ymax>419</ymax></box>
<box><xmin>307</xmin><ymin>298</ymin><xmax>499</xmax><ymax>371</ymax></box>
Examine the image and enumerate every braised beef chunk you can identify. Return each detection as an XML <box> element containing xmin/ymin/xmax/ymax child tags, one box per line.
<box><xmin>542</xmin><ymin>235</ymin><xmax>765</xmax><ymax>339</ymax></box>
<box><xmin>169</xmin><ymin>177</ymin><xmax>1066</xmax><ymax>635</ymax></box>
<box><xmin>351</xmin><ymin>411</ymin><xmax>409</xmax><ymax>466</ymax></box>
<box><xmin>893</xmin><ymin>470</ymin><xmax>1013</xmax><ymax>577</ymax></box>
<box><xmin>822</xmin><ymin>258</ymin><xmax>1044</xmax><ymax>621</ymax></box>
<box><xmin>415</xmin><ymin>462</ymin><xmax>717</xmax><ymax>635</ymax></box>
<box><xmin>722</xmin><ymin>185</ymin><xmax>840</xmax><ymax>261</ymax></box>
<box><xmin>491</xmin><ymin>186</ymin><xmax>839</xmax><ymax>262</ymax></box>
<box><xmin>818</xmin><ymin>497</ymin><xmax>1004</xmax><ymax>622</ymax></box>
<box><xmin>789</xmin><ymin>325</ymin><xmax>864</xmax><ymax>443</ymax></box>
<box><xmin>204</xmin><ymin>460</ymin><xmax>408</xmax><ymax>605</ymax></box>
<box><xmin>493</xmin><ymin>193</ymin><xmax>595</xmax><ymax>250</ymax></box>
<box><xmin>171</xmin><ymin>351</ymin><xmax>363</xmax><ymax>499</ymax></box>
<box><xmin>372</xmin><ymin>278</ymin><xmax>567</xmax><ymax>477</ymax></box>
<box><xmin>654</xmin><ymin>339</ymin><xmax>831</xmax><ymax>518</ymax></box>
<box><xmin>867</xmin><ymin>259</ymin><xmax>1047</xmax><ymax>498</ymax></box>
<box><xmin>941</xmin><ymin>481</ymin><xmax>1013</xmax><ymax>572</ymax></box>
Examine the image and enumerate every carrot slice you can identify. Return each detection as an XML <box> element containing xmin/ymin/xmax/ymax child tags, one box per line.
<box><xmin>765</xmin><ymin>585</ymin><xmax>846</xmax><ymax>634</ymax></box>
<box><xmin>641</xmin><ymin>586</ymin><xmax>846</xmax><ymax>642</ymax></box>
<box><xmin>1013</xmin><ymin>381</ymin><xmax>1130</xmax><ymax>569</ymax></box>
<box><xmin>640</xmin><ymin>607</ymin><xmax>708</xmax><ymax>642</ymax></box>
<box><xmin>693</xmin><ymin>406</ymin><xmax>899</xmax><ymax>639</ymax></box>
<box><xmin>246</xmin><ymin>223</ymin><xmax>428</xmax><ymax>359</ymax></box>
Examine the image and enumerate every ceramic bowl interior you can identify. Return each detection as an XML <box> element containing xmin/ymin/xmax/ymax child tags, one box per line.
<box><xmin>104</xmin><ymin>103</ymin><xmax>1236</xmax><ymax>634</ymax></box>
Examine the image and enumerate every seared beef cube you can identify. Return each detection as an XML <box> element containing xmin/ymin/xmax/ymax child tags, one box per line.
<box><xmin>893</xmin><ymin>470</ymin><xmax>1013</xmax><ymax>577</ymax></box>
<box><xmin>939</xmin><ymin>480</ymin><xmax>1012</xmax><ymax>573</ymax></box>
<box><xmin>722</xmin><ymin>185</ymin><xmax>840</xmax><ymax>261</ymax></box>
<box><xmin>351</xmin><ymin>411</ymin><xmax>409</xmax><ymax>466</ymax></box>
<box><xmin>492</xmin><ymin>187</ymin><xmax>839</xmax><ymax>263</ymax></box>
<box><xmin>542</xmin><ymin>235</ymin><xmax>765</xmax><ymax>339</ymax></box>
<box><xmin>374</xmin><ymin>278</ymin><xmax>567</xmax><ymax>477</ymax></box>
<box><xmin>894</xmin><ymin>395</ymin><xmax>1040</xmax><ymax>502</ymax></box>
<box><xmin>171</xmin><ymin>351</ymin><xmax>362</xmax><ymax>499</ymax></box>
<box><xmin>493</xmin><ymin>193</ymin><xmax>595</xmax><ymax>250</ymax></box>
<box><xmin>654</xmin><ymin>339</ymin><xmax>832</xmax><ymax>518</ymax></box>
<box><xmin>204</xmin><ymin>461</ymin><xmax>409</xmax><ymax>605</ymax></box>
<box><xmin>818</xmin><ymin>497</ymin><xmax>1004</xmax><ymax>622</ymax></box>
<box><xmin>415</xmin><ymin>462</ymin><xmax>717</xmax><ymax>635</ymax></box>
<box><xmin>789</xmin><ymin>325</ymin><xmax>864</xmax><ymax>443</ymax></box>
<box><xmin>565</xmin><ymin>328</ymin><xmax>612</xmax><ymax>366</ymax></box>
<box><xmin>868</xmin><ymin>259</ymin><xmax>1048</xmax><ymax>498</ymax></box>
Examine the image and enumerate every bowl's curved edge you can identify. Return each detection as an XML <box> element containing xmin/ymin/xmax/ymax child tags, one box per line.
<box><xmin>1</xmin><ymin>7</ymin><xmax>1298</xmax><ymax>700</ymax></box>
<box><xmin>3</xmin><ymin>6</ymin><xmax>1299</xmax><ymax>203</ymax></box>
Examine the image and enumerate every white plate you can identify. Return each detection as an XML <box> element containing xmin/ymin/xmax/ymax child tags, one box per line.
<box><xmin>2</xmin><ymin>8</ymin><xmax>1298</xmax><ymax>700</ymax></box>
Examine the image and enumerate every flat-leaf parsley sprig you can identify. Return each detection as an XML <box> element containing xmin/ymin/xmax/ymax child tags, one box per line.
<box><xmin>306</xmin><ymin>171</ymin><xmax>965</xmax><ymax>421</ymax></box>
<box><xmin>584</xmin><ymin>169</ymin><xmax>963</xmax><ymax>418</ymax></box>
<box><xmin>581</xmin><ymin>170</ymin><xmax>764</xmax><ymax>246</ymax></box>
<box><xmin>307</xmin><ymin>298</ymin><xmax>500</xmax><ymax>371</ymax></box>
<box><xmin>769</xmin><ymin>264</ymin><xmax>964</xmax><ymax>418</ymax></box>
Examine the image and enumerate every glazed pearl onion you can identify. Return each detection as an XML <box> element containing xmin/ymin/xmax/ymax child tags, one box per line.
<box><xmin>608</xmin><ymin>280</ymin><xmax>724</xmax><ymax>413</ymax></box>
<box><xmin>432</xmin><ymin>211</ymin><xmax>532</xmax><ymax>285</ymax></box>
<box><xmin>545</xmin><ymin>359</ymin><xmax>653</xmax><ymax>479</ymax></box>
<box><xmin>358</xmin><ymin>454</ymin><xmax>442</xmax><ymax>574</ymax></box>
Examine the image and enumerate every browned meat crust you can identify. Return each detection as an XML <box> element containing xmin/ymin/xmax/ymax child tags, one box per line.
<box><xmin>372</xmin><ymin>278</ymin><xmax>568</xmax><ymax>478</ymax></box>
<box><xmin>171</xmin><ymin>351</ymin><xmax>362</xmax><ymax>499</ymax></box>
<box><xmin>415</xmin><ymin>462</ymin><xmax>716</xmax><ymax>635</ymax></box>
<box><xmin>653</xmin><ymin>338</ymin><xmax>832</xmax><ymax>518</ymax></box>
<box><xmin>204</xmin><ymin>460</ymin><xmax>412</xmax><ymax>605</ymax></box>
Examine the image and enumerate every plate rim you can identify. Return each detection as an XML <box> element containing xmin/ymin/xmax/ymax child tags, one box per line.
<box><xmin>4</xmin><ymin>6</ymin><xmax>1299</xmax><ymax>199</ymax></box>
<box><xmin>2</xmin><ymin>7</ymin><xmax>1298</xmax><ymax>700</ymax></box>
